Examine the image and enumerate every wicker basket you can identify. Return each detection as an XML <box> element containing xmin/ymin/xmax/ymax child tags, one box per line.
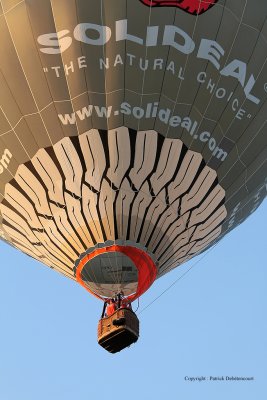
<box><xmin>97</xmin><ymin>308</ymin><xmax>139</xmax><ymax>353</ymax></box>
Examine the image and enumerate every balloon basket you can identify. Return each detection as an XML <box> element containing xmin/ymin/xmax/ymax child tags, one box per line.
<box><xmin>97</xmin><ymin>308</ymin><xmax>139</xmax><ymax>353</ymax></box>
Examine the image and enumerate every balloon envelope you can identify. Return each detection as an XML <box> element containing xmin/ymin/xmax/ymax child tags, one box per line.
<box><xmin>0</xmin><ymin>0</ymin><xmax>266</xmax><ymax>299</ymax></box>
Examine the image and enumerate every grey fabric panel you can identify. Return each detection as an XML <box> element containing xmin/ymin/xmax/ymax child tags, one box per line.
<box><xmin>0</xmin><ymin>0</ymin><xmax>266</xmax><ymax>287</ymax></box>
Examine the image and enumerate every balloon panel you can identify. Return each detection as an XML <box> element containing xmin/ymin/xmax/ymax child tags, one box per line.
<box><xmin>0</xmin><ymin>0</ymin><xmax>266</xmax><ymax>297</ymax></box>
<box><xmin>80</xmin><ymin>251</ymin><xmax>139</xmax><ymax>298</ymax></box>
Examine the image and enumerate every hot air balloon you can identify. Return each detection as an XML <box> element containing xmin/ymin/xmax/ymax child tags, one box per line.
<box><xmin>0</xmin><ymin>0</ymin><xmax>266</xmax><ymax>352</ymax></box>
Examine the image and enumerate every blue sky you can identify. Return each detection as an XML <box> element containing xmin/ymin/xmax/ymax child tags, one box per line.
<box><xmin>0</xmin><ymin>200</ymin><xmax>266</xmax><ymax>400</ymax></box>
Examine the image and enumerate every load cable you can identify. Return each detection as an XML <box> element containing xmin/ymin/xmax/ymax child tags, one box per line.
<box><xmin>138</xmin><ymin>240</ymin><xmax>221</xmax><ymax>315</ymax></box>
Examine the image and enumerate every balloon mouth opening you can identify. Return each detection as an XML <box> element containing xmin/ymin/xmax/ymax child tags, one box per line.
<box><xmin>79</xmin><ymin>251</ymin><xmax>139</xmax><ymax>298</ymax></box>
<box><xmin>75</xmin><ymin>245</ymin><xmax>157</xmax><ymax>301</ymax></box>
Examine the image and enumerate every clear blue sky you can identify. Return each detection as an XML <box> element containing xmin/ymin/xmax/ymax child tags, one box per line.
<box><xmin>0</xmin><ymin>200</ymin><xmax>266</xmax><ymax>400</ymax></box>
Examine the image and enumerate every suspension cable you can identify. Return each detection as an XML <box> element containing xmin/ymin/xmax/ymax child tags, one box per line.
<box><xmin>134</xmin><ymin>297</ymin><xmax>140</xmax><ymax>313</ymax></box>
<box><xmin>138</xmin><ymin>240</ymin><xmax>221</xmax><ymax>315</ymax></box>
